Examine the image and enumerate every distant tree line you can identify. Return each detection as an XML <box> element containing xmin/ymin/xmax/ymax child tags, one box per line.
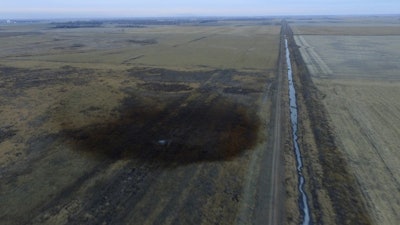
<box><xmin>51</xmin><ymin>21</ymin><xmax>104</xmax><ymax>28</ymax></box>
<box><xmin>50</xmin><ymin>18</ymin><xmax>282</xmax><ymax>28</ymax></box>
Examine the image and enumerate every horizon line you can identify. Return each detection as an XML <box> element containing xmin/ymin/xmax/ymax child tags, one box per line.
<box><xmin>1</xmin><ymin>13</ymin><xmax>399</xmax><ymax>21</ymax></box>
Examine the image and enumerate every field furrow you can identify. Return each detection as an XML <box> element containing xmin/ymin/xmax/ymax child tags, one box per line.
<box><xmin>294</xmin><ymin>28</ymin><xmax>400</xmax><ymax>225</ymax></box>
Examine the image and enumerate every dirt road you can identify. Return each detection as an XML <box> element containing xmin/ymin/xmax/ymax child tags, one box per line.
<box><xmin>236</xmin><ymin>27</ymin><xmax>285</xmax><ymax>225</ymax></box>
<box><xmin>263</xmin><ymin>25</ymin><xmax>284</xmax><ymax>225</ymax></box>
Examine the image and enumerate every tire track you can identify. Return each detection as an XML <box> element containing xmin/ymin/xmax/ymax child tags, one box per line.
<box><xmin>151</xmin><ymin>165</ymin><xmax>205</xmax><ymax>225</ymax></box>
<box><xmin>294</xmin><ymin>35</ymin><xmax>333</xmax><ymax>77</ymax></box>
<box><xmin>123</xmin><ymin>164</ymin><xmax>204</xmax><ymax>225</ymax></box>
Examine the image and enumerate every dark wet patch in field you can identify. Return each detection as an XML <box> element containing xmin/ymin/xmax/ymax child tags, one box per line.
<box><xmin>127</xmin><ymin>67</ymin><xmax>216</xmax><ymax>83</ymax></box>
<box><xmin>141</xmin><ymin>82</ymin><xmax>193</xmax><ymax>92</ymax></box>
<box><xmin>0</xmin><ymin>126</ymin><xmax>17</xmax><ymax>143</ymax></box>
<box><xmin>127</xmin><ymin>39</ymin><xmax>157</xmax><ymax>45</ymax></box>
<box><xmin>223</xmin><ymin>87</ymin><xmax>261</xmax><ymax>95</ymax></box>
<box><xmin>0</xmin><ymin>66</ymin><xmax>91</xmax><ymax>91</ymax></box>
<box><xmin>60</xmin><ymin>92</ymin><xmax>260</xmax><ymax>166</ymax></box>
<box><xmin>29</xmin><ymin>114</ymin><xmax>51</xmax><ymax>128</ymax></box>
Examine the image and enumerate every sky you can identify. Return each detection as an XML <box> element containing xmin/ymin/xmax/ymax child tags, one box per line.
<box><xmin>1</xmin><ymin>0</ymin><xmax>399</xmax><ymax>19</ymax></box>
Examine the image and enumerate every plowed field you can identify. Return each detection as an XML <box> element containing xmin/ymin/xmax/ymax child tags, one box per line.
<box><xmin>294</xmin><ymin>25</ymin><xmax>400</xmax><ymax>225</ymax></box>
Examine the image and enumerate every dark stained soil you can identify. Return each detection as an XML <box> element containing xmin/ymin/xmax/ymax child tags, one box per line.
<box><xmin>141</xmin><ymin>82</ymin><xmax>193</xmax><ymax>92</ymax></box>
<box><xmin>61</xmin><ymin>90</ymin><xmax>260</xmax><ymax>166</ymax></box>
<box><xmin>223</xmin><ymin>87</ymin><xmax>261</xmax><ymax>95</ymax></box>
<box><xmin>0</xmin><ymin>63</ymin><xmax>267</xmax><ymax>225</ymax></box>
<box><xmin>0</xmin><ymin>126</ymin><xmax>16</xmax><ymax>143</ymax></box>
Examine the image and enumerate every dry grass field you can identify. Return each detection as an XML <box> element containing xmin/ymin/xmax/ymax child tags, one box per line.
<box><xmin>293</xmin><ymin>20</ymin><xmax>400</xmax><ymax>225</ymax></box>
<box><xmin>0</xmin><ymin>19</ymin><xmax>282</xmax><ymax>225</ymax></box>
<box><xmin>294</xmin><ymin>35</ymin><xmax>400</xmax><ymax>79</ymax></box>
<box><xmin>290</xmin><ymin>15</ymin><xmax>400</xmax><ymax>35</ymax></box>
<box><xmin>0</xmin><ymin>21</ymin><xmax>279</xmax><ymax>71</ymax></box>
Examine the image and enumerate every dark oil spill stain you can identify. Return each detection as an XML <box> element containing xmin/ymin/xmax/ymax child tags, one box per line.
<box><xmin>141</xmin><ymin>82</ymin><xmax>193</xmax><ymax>92</ymax></box>
<box><xmin>60</xmin><ymin>93</ymin><xmax>260</xmax><ymax>166</ymax></box>
<box><xmin>0</xmin><ymin>126</ymin><xmax>17</xmax><ymax>143</ymax></box>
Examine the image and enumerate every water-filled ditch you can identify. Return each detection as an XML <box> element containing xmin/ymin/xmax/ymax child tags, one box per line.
<box><xmin>285</xmin><ymin>36</ymin><xmax>311</xmax><ymax>225</ymax></box>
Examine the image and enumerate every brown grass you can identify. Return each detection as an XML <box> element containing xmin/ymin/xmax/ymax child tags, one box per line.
<box><xmin>0</xmin><ymin>20</ymin><xmax>280</xmax><ymax>225</ymax></box>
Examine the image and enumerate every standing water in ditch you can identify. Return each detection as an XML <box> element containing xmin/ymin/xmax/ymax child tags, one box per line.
<box><xmin>285</xmin><ymin>36</ymin><xmax>311</xmax><ymax>225</ymax></box>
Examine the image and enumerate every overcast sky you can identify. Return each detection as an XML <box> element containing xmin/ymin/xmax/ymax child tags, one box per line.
<box><xmin>1</xmin><ymin>0</ymin><xmax>399</xmax><ymax>19</ymax></box>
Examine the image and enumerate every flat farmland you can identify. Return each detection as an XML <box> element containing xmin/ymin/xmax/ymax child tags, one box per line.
<box><xmin>294</xmin><ymin>35</ymin><xmax>400</xmax><ymax>80</ymax></box>
<box><xmin>0</xmin><ymin>20</ymin><xmax>282</xmax><ymax>225</ymax></box>
<box><xmin>0</xmin><ymin>22</ymin><xmax>279</xmax><ymax>70</ymax></box>
<box><xmin>293</xmin><ymin>23</ymin><xmax>400</xmax><ymax>225</ymax></box>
